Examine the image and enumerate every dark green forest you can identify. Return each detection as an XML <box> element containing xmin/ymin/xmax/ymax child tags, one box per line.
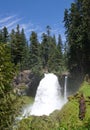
<box><xmin>64</xmin><ymin>0</ymin><xmax>90</xmax><ymax>76</ymax></box>
<box><xmin>0</xmin><ymin>0</ymin><xmax>90</xmax><ymax>129</ymax></box>
<box><xmin>0</xmin><ymin>25</ymin><xmax>65</xmax><ymax>73</ymax></box>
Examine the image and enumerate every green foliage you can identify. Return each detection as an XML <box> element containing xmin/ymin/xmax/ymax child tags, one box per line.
<box><xmin>16</xmin><ymin>115</ymin><xmax>60</xmax><ymax>130</ymax></box>
<box><xmin>0</xmin><ymin>27</ymin><xmax>9</xmax><ymax>43</ymax></box>
<box><xmin>0</xmin><ymin>43</ymin><xmax>16</xmax><ymax>129</ymax></box>
<box><xmin>41</xmin><ymin>27</ymin><xmax>65</xmax><ymax>73</ymax></box>
<box><xmin>0</xmin><ymin>44</ymin><xmax>14</xmax><ymax>90</ymax></box>
<box><xmin>15</xmin><ymin>81</ymin><xmax>90</xmax><ymax>130</ymax></box>
<box><xmin>0</xmin><ymin>24</ymin><xmax>66</xmax><ymax>74</ymax></box>
<box><xmin>64</xmin><ymin>0</ymin><xmax>90</xmax><ymax>75</ymax></box>
<box><xmin>29</xmin><ymin>31</ymin><xmax>41</xmax><ymax>70</ymax></box>
<box><xmin>10</xmin><ymin>25</ymin><xmax>27</xmax><ymax>68</ymax></box>
<box><xmin>58</xmin><ymin>81</ymin><xmax>90</xmax><ymax>130</ymax></box>
<box><xmin>41</xmin><ymin>33</ymin><xmax>49</xmax><ymax>68</ymax></box>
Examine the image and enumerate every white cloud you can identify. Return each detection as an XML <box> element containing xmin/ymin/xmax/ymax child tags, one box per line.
<box><xmin>25</xmin><ymin>24</ymin><xmax>43</xmax><ymax>40</ymax></box>
<box><xmin>3</xmin><ymin>16</ymin><xmax>42</xmax><ymax>40</ymax></box>
<box><xmin>20</xmin><ymin>22</ymin><xmax>34</xmax><ymax>30</ymax></box>
<box><xmin>0</xmin><ymin>15</ymin><xmax>66</xmax><ymax>42</ymax></box>
<box><xmin>6</xmin><ymin>18</ymin><xmax>21</xmax><ymax>28</ymax></box>
<box><xmin>0</xmin><ymin>15</ymin><xmax>16</xmax><ymax>24</ymax></box>
<box><xmin>26</xmin><ymin>24</ymin><xmax>42</xmax><ymax>33</ymax></box>
<box><xmin>0</xmin><ymin>15</ymin><xmax>21</xmax><ymax>30</ymax></box>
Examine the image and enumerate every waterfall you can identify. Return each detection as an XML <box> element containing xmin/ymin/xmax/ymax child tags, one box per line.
<box><xmin>21</xmin><ymin>73</ymin><xmax>67</xmax><ymax>118</ymax></box>
<box><xmin>64</xmin><ymin>75</ymin><xmax>68</xmax><ymax>103</ymax></box>
<box><xmin>30</xmin><ymin>73</ymin><xmax>64</xmax><ymax>116</ymax></box>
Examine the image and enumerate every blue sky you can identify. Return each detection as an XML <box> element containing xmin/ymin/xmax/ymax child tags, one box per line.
<box><xmin>0</xmin><ymin>0</ymin><xmax>74</xmax><ymax>41</ymax></box>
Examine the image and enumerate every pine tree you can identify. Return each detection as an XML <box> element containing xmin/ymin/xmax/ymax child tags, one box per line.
<box><xmin>0</xmin><ymin>43</ymin><xmax>16</xmax><ymax>129</ymax></box>
<box><xmin>10</xmin><ymin>29</ymin><xmax>16</xmax><ymax>63</ymax></box>
<box><xmin>41</xmin><ymin>33</ymin><xmax>49</xmax><ymax>69</ymax></box>
<box><xmin>0</xmin><ymin>27</ymin><xmax>9</xmax><ymax>44</ymax></box>
<box><xmin>15</xmin><ymin>24</ymin><xmax>23</xmax><ymax>65</ymax></box>
<box><xmin>29</xmin><ymin>31</ymin><xmax>41</xmax><ymax>71</ymax></box>
<box><xmin>41</xmin><ymin>26</ymin><xmax>53</xmax><ymax>69</ymax></box>
<box><xmin>82</xmin><ymin>0</ymin><xmax>90</xmax><ymax>75</ymax></box>
<box><xmin>46</xmin><ymin>25</ymin><xmax>51</xmax><ymax>37</ymax></box>
<box><xmin>64</xmin><ymin>0</ymin><xmax>90</xmax><ymax>75</ymax></box>
<box><xmin>20</xmin><ymin>28</ymin><xmax>28</xmax><ymax>70</ymax></box>
<box><xmin>0</xmin><ymin>30</ymin><xmax>3</xmax><ymax>43</ymax></box>
<box><xmin>47</xmin><ymin>36</ymin><xmax>57</xmax><ymax>72</ymax></box>
<box><xmin>57</xmin><ymin>34</ymin><xmax>63</xmax><ymax>54</ymax></box>
<box><xmin>52</xmin><ymin>35</ymin><xmax>57</xmax><ymax>46</ymax></box>
<box><xmin>2</xmin><ymin>26</ymin><xmax>9</xmax><ymax>43</ymax></box>
<box><xmin>10</xmin><ymin>25</ymin><xmax>28</xmax><ymax>69</ymax></box>
<box><xmin>10</xmin><ymin>25</ymin><xmax>22</xmax><ymax>65</ymax></box>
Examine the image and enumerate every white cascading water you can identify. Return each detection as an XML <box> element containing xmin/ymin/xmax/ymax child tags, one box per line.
<box><xmin>64</xmin><ymin>75</ymin><xmax>68</xmax><ymax>103</ymax></box>
<box><xmin>14</xmin><ymin>73</ymin><xmax>68</xmax><ymax>129</ymax></box>
<box><xmin>30</xmin><ymin>73</ymin><xmax>65</xmax><ymax>116</ymax></box>
<box><xmin>21</xmin><ymin>73</ymin><xmax>68</xmax><ymax>118</ymax></box>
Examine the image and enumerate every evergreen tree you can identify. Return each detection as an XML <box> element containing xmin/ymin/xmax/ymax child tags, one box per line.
<box><xmin>41</xmin><ymin>26</ymin><xmax>64</xmax><ymax>73</ymax></box>
<box><xmin>47</xmin><ymin>36</ymin><xmax>57</xmax><ymax>72</ymax></box>
<box><xmin>41</xmin><ymin>26</ymin><xmax>53</xmax><ymax>70</ymax></box>
<box><xmin>2</xmin><ymin>26</ymin><xmax>9</xmax><ymax>43</ymax></box>
<box><xmin>20</xmin><ymin>28</ymin><xmax>28</xmax><ymax>70</ymax></box>
<box><xmin>15</xmin><ymin>24</ymin><xmax>23</xmax><ymax>65</ymax></box>
<box><xmin>64</xmin><ymin>0</ymin><xmax>90</xmax><ymax>75</ymax></box>
<box><xmin>29</xmin><ymin>31</ymin><xmax>41</xmax><ymax>70</ymax></box>
<box><xmin>10</xmin><ymin>29</ymin><xmax>16</xmax><ymax>63</ymax></box>
<box><xmin>0</xmin><ymin>43</ymin><xmax>16</xmax><ymax>129</ymax></box>
<box><xmin>57</xmin><ymin>34</ymin><xmax>63</xmax><ymax>54</ymax></box>
<box><xmin>41</xmin><ymin>26</ymin><xmax>53</xmax><ymax>69</ymax></box>
<box><xmin>52</xmin><ymin>35</ymin><xmax>57</xmax><ymax>46</ymax></box>
<box><xmin>10</xmin><ymin>25</ymin><xmax>22</xmax><ymax>65</ymax></box>
<box><xmin>46</xmin><ymin>25</ymin><xmax>51</xmax><ymax>37</ymax></box>
<box><xmin>41</xmin><ymin>33</ymin><xmax>49</xmax><ymax>68</ymax></box>
<box><xmin>0</xmin><ymin>27</ymin><xmax>9</xmax><ymax>44</ymax></box>
<box><xmin>10</xmin><ymin>25</ymin><xmax>28</xmax><ymax>69</ymax></box>
<box><xmin>23</xmin><ymin>43</ymin><xmax>30</xmax><ymax>70</ymax></box>
<box><xmin>82</xmin><ymin>0</ymin><xmax>90</xmax><ymax>75</ymax></box>
<box><xmin>0</xmin><ymin>30</ymin><xmax>3</xmax><ymax>43</ymax></box>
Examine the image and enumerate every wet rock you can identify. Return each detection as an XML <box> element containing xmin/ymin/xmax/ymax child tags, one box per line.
<box><xmin>13</xmin><ymin>70</ymin><xmax>41</xmax><ymax>97</ymax></box>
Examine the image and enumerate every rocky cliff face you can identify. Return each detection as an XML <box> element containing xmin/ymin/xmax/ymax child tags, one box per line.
<box><xmin>13</xmin><ymin>70</ymin><xmax>41</xmax><ymax>97</ymax></box>
<box><xmin>13</xmin><ymin>70</ymin><xmax>70</xmax><ymax>97</ymax></box>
